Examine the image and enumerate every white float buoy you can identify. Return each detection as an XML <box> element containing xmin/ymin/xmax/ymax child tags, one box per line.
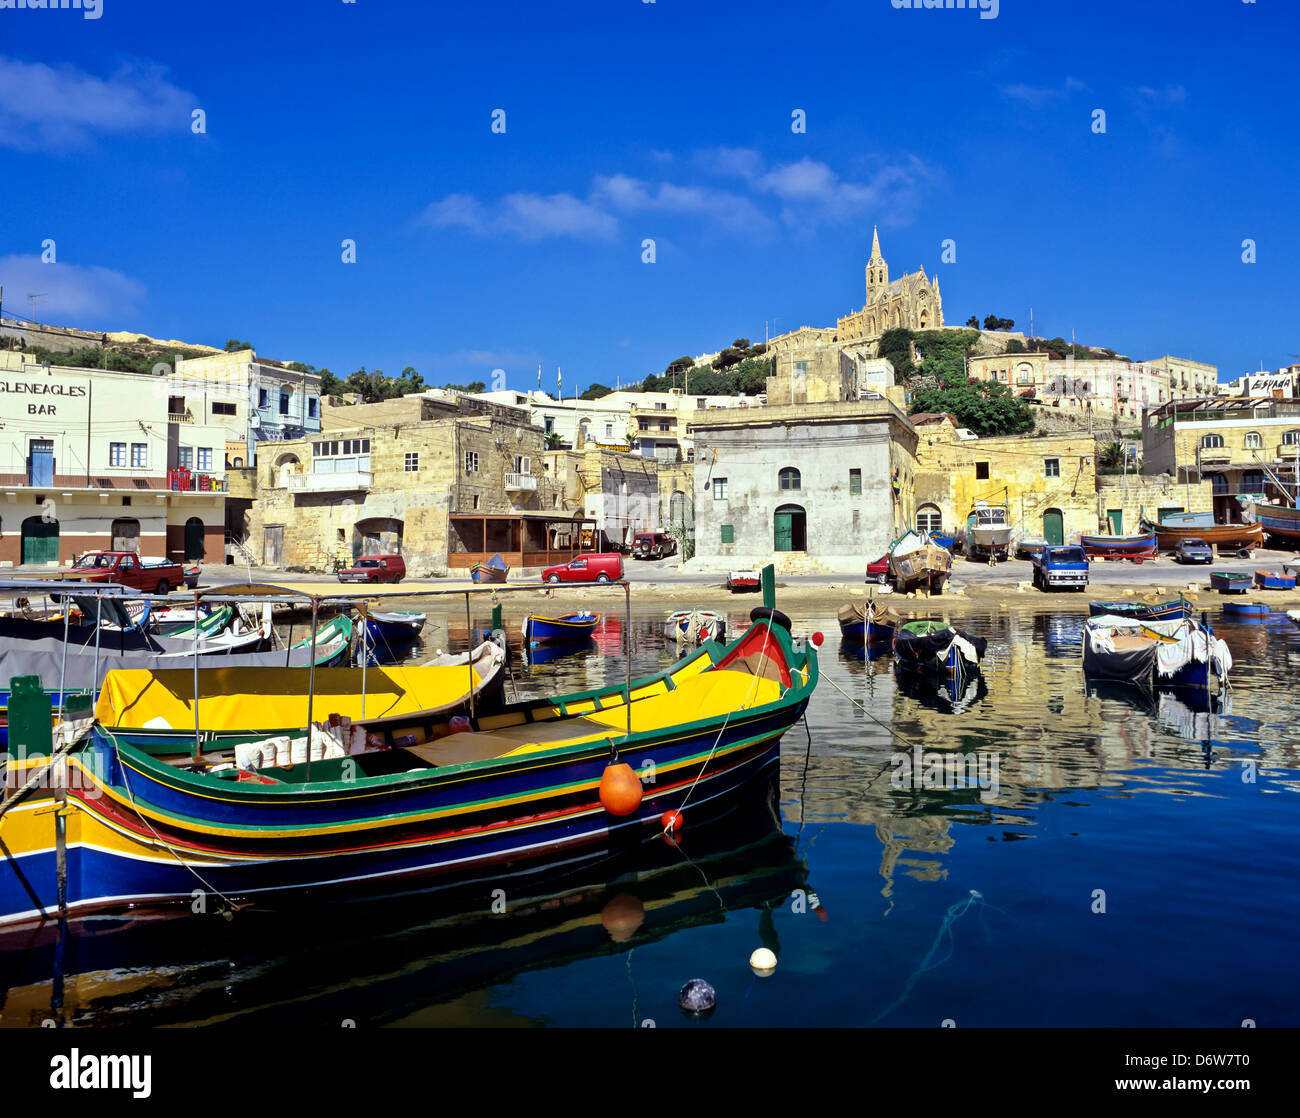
<box><xmin>749</xmin><ymin>947</ymin><xmax>777</xmax><ymax>976</ymax></box>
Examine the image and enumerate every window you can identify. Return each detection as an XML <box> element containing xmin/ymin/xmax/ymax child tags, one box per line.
<box><xmin>916</xmin><ymin>505</ymin><xmax>943</xmax><ymax>535</ymax></box>
<box><xmin>1200</xmin><ymin>434</ymin><xmax>1224</xmax><ymax>449</ymax></box>
<box><xmin>1284</xmin><ymin>430</ymin><xmax>1300</xmax><ymax>446</ymax></box>
<box><xmin>849</xmin><ymin>469</ymin><xmax>862</xmax><ymax>495</ymax></box>
<box><xmin>404</xmin><ymin>452</ymin><xmax>420</xmax><ymax>472</ymax></box>
<box><xmin>258</xmin><ymin>388</ymin><xmax>268</xmax><ymax>409</ymax></box>
<box><xmin>197</xmin><ymin>447</ymin><xmax>213</xmax><ymax>472</ymax></box>
<box><xmin>212</xmin><ymin>401</ymin><xmax>236</xmax><ymax>416</ymax></box>
<box><xmin>975</xmin><ymin>462</ymin><xmax>990</xmax><ymax>480</ymax></box>
<box><xmin>307</xmin><ymin>398</ymin><xmax>318</xmax><ymax>418</ymax></box>
<box><xmin>721</xmin><ymin>524</ymin><xmax>735</xmax><ymax>544</ymax></box>
<box><xmin>779</xmin><ymin>467</ymin><xmax>801</xmax><ymax>491</ymax></box>
<box><xmin>178</xmin><ymin>446</ymin><xmax>194</xmax><ymax>469</ymax></box>
<box><xmin>1244</xmin><ymin>432</ymin><xmax>1262</xmax><ymax>449</ymax></box>
<box><xmin>544</xmin><ymin>416</ymin><xmax>554</xmax><ymax>433</ymax></box>
<box><xmin>464</xmin><ymin>451</ymin><xmax>479</xmax><ymax>473</ymax></box>
<box><xmin>712</xmin><ymin>476</ymin><xmax>728</xmax><ymax>500</ymax></box>
<box><xmin>605</xmin><ymin>423</ymin><xmax>613</xmax><ymax>438</ymax></box>
<box><xmin>659</xmin><ymin>421</ymin><xmax>670</xmax><ymax>432</ymax></box>
<box><xmin>794</xmin><ymin>361</ymin><xmax>809</xmax><ymax>376</ymax></box>
<box><xmin>279</xmin><ymin>393</ymin><xmax>290</xmax><ymax>415</ymax></box>
<box><xmin>109</xmin><ymin>442</ymin><xmax>126</xmax><ymax>467</ymax></box>
<box><xmin>654</xmin><ymin>402</ymin><xmax>667</xmax><ymax>411</ymax></box>
<box><xmin>1045</xmin><ymin>458</ymin><xmax>1061</xmax><ymax>477</ymax></box>
<box><xmin>131</xmin><ymin>442</ymin><xmax>148</xmax><ymax>468</ymax></box>
<box><xmin>697</xmin><ymin>398</ymin><xmax>706</xmax><ymax>408</ymax></box>
<box><xmin>1242</xmin><ymin>470</ymin><xmax>1266</xmax><ymax>492</ymax></box>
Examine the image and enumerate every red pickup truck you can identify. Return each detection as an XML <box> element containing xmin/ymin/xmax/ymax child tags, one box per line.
<box><xmin>69</xmin><ymin>551</ymin><xmax>185</xmax><ymax>594</ymax></box>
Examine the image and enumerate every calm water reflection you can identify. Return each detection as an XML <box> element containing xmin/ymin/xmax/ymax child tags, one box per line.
<box><xmin>3</xmin><ymin>601</ymin><xmax>1298</xmax><ymax>1027</ymax></box>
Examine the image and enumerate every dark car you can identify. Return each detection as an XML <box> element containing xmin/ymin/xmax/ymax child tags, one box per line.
<box><xmin>1174</xmin><ymin>538</ymin><xmax>1213</xmax><ymax>564</ymax></box>
<box><xmin>631</xmin><ymin>531</ymin><xmax>677</xmax><ymax>560</ymax></box>
<box><xmin>866</xmin><ymin>554</ymin><xmax>890</xmax><ymax>585</ymax></box>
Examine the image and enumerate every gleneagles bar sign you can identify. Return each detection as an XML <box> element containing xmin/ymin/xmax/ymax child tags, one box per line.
<box><xmin>0</xmin><ymin>378</ymin><xmax>89</xmax><ymax>416</ymax></box>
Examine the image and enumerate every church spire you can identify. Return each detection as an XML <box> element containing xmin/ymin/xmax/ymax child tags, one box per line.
<box><xmin>865</xmin><ymin>224</ymin><xmax>888</xmax><ymax>300</ymax></box>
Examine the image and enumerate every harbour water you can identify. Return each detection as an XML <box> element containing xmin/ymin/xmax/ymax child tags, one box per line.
<box><xmin>2</xmin><ymin>601</ymin><xmax>1298</xmax><ymax>1027</ymax></box>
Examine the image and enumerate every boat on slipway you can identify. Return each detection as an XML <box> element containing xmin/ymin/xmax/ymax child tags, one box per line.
<box><xmin>1081</xmin><ymin>614</ymin><xmax>1232</xmax><ymax>691</ymax></box>
<box><xmin>0</xmin><ymin>600</ymin><xmax>817</xmax><ymax>928</ymax></box>
<box><xmin>1079</xmin><ymin>530</ymin><xmax>1158</xmax><ymax>561</ymax></box>
<box><xmin>1142</xmin><ymin>518</ymin><xmax>1263</xmax><ymax>553</ymax></box>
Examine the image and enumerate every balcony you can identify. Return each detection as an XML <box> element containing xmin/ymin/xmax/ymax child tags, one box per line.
<box><xmin>1275</xmin><ymin>444</ymin><xmax>1300</xmax><ymax>462</ymax></box>
<box><xmin>286</xmin><ymin>470</ymin><xmax>372</xmax><ymax>493</ymax></box>
<box><xmin>168</xmin><ymin>410</ymin><xmax>195</xmax><ymax>424</ymax></box>
<box><xmin>1197</xmin><ymin>447</ymin><xmax>1231</xmax><ymax>465</ymax></box>
<box><xmin>168</xmin><ymin>469</ymin><xmax>226</xmax><ymax>492</ymax></box>
<box><xmin>505</xmin><ymin>472</ymin><xmax>538</xmax><ymax>491</ymax></box>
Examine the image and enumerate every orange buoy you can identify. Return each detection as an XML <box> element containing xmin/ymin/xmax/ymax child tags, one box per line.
<box><xmin>600</xmin><ymin>893</ymin><xmax>645</xmax><ymax>943</ymax></box>
<box><xmin>661</xmin><ymin>810</ymin><xmax>684</xmax><ymax>835</ymax></box>
<box><xmin>599</xmin><ymin>762</ymin><xmax>643</xmax><ymax>816</ymax></box>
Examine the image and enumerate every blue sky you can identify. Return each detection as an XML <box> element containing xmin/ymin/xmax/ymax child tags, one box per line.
<box><xmin>1</xmin><ymin>0</ymin><xmax>1296</xmax><ymax>390</ymax></box>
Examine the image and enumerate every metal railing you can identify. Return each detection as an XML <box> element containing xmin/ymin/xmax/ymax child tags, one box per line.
<box><xmin>504</xmin><ymin>472</ymin><xmax>538</xmax><ymax>490</ymax></box>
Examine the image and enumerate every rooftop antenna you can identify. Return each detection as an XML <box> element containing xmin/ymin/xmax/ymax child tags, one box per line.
<box><xmin>27</xmin><ymin>292</ymin><xmax>48</xmax><ymax>319</ymax></box>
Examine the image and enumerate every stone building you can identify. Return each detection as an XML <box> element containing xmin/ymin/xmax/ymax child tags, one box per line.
<box><xmin>1146</xmin><ymin>355</ymin><xmax>1219</xmax><ymax>400</ymax></box>
<box><xmin>247</xmin><ymin>394</ymin><xmax>566</xmax><ymax>572</ymax></box>
<box><xmin>912</xmin><ymin>415</ymin><xmax>1100</xmax><ymax>544</ymax></box>
<box><xmin>544</xmin><ymin>446</ymin><xmax>660</xmax><ymax>550</ymax></box>
<box><xmin>685</xmin><ymin>399</ymin><xmax>918</xmax><ymax>574</ymax></box>
<box><xmin>1143</xmin><ymin>396</ymin><xmax>1300</xmax><ymax>522</ymax></box>
<box><xmin>0</xmin><ymin>351</ymin><xmax>225</xmax><ymax>566</ymax></box>
<box><xmin>836</xmin><ymin>227</ymin><xmax>944</xmax><ymax>342</ymax></box>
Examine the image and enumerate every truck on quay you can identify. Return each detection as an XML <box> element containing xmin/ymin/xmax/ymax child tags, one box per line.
<box><xmin>1030</xmin><ymin>545</ymin><xmax>1090</xmax><ymax>592</ymax></box>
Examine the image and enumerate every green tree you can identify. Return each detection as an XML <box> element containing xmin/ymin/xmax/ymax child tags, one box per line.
<box><xmin>1099</xmin><ymin>440</ymin><xmax>1125</xmax><ymax>468</ymax></box>
<box><xmin>711</xmin><ymin>347</ymin><xmax>743</xmax><ymax>370</ymax></box>
<box><xmin>1004</xmin><ymin>338</ymin><xmax>1026</xmax><ymax>354</ymax></box>
<box><xmin>580</xmin><ymin>383</ymin><xmax>612</xmax><ymax>400</ymax></box>
<box><xmin>909</xmin><ymin>380</ymin><xmax>1033</xmax><ymax>437</ymax></box>
<box><xmin>664</xmin><ymin>355</ymin><xmax>693</xmax><ymax>377</ymax></box>
<box><xmin>878</xmin><ymin>327</ymin><xmax>915</xmax><ymax>381</ymax></box>
<box><xmin>224</xmin><ymin>339</ymin><xmax>254</xmax><ymax>352</ymax></box>
<box><xmin>731</xmin><ymin>338</ymin><xmax>751</xmax><ymax>350</ymax></box>
<box><xmin>544</xmin><ymin>432</ymin><xmax>567</xmax><ymax>449</ymax></box>
<box><xmin>965</xmin><ymin>316</ymin><xmax>979</xmax><ymax>328</ymax></box>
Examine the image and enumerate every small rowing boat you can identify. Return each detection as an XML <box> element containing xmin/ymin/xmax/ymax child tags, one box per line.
<box><xmin>892</xmin><ymin>619</ymin><xmax>986</xmax><ymax>675</ymax></box>
<box><xmin>836</xmin><ymin>600</ymin><xmax>899</xmax><ymax>643</ymax></box>
<box><xmin>665</xmin><ymin>610</ymin><xmax>726</xmax><ymax>646</ymax></box>
<box><xmin>1082</xmin><ymin>614</ymin><xmax>1231</xmax><ymax>690</ymax></box>
<box><xmin>1143</xmin><ymin>519</ymin><xmax>1263</xmax><ymax>553</ymax></box>
<box><xmin>1088</xmin><ymin>597</ymin><xmax>1191</xmax><ymax>622</ymax></box>
<box><xmin>522</xmin><ymin>611</ymin><xmax>601</xmax><ymax>646</ymax></box>
<box><xmin>470</xmin><ymin>553</ymin><xmax>510</xmax><ymax>584</ymax></box>
<box><xmin>1080</xmin><ymin>530</ymin><xmax>1157</xmax><ymax>560</ymax></box>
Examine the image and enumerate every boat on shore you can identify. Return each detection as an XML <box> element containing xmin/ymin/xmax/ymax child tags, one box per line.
<box><xmin>965</xmin><ymin>501</ymin><xmax>1013</xmax><ymax>562</ymax></box>
<box><xmin>836</xmin><ymin>600</ymin><xmax>899</xmax><ymax>643</ymax></box>
<box><xmin>470</xmin><ymin>553</ymin><xmax>510</xmax><ymax>584</ymax></box>
<box><xmin>1210</xmin><ymin>572</ymin><xmax>1252</xmax><ymax>594</ymax></box>
<box><xmin>887</xmin><ymin>529</ymin><xmax>952</xmax><ymax>593</ymax></box>
<box><xmin>1143</xmin><ymin>518</ymin><xmax>1263</xmax><ymax>553</ymax></box>
<box><xmin>0</xmin><ymin>610</ymin><xmax>816</xmax><ymax>928</ymax></box>
<box><xmin>1082</xmin><ymin>614</ymin><xmax>1231</xmax><ymax>691</ymax></box>
<box><xmin>1080</xmin><ymin>530</ymin><xmax>1158</xmax><ymax>560</ymax></box>
<box><xmin>1088</xmin><ymin>597</ymin><xmax>1192</xmax><ymax>622</ymax></box>
<box><xmin>1247</xmin><ymin>500</ymin><xmax>1300</xmax><ymax>542</ymax></box>
<box><xmin>1254</xmin><ymin>569</ymin><xmax>1296</xmax><ymax>590</ymax></box>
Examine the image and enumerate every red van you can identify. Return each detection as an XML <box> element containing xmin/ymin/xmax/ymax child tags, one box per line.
<box><xmin>540</xmin><ymin>553</ymin><xmax>624</xmax><ymax>584</ymax></box>
<box><xmin>338</xmin><ymin>554</ymin><xmax>407</xmax><ymax>583</ymax></box>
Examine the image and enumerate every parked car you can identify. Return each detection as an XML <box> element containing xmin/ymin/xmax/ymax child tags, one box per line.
<box><xmin>866</xmin><ymin>554</ymin><xmax>890</xmax><ymax>585</ymax></box>
<box><xmin>540</xmin><ymin>553</ymin><xmax>624</xmax><ymax>584</ymax></box>
<box><xmin>1174</xmin><ymin>538</ymin><xmax>1213</xmax><ymax>565</ymax></box>
<box><xmin>337</xmin><ymin>554</ymin><xmax>407</xmax><ymax>583</ymax></box>
<box><xmin>69</xmin><ymin>551</ymin><xmax>184</xmax><ymax>594</ymax></box>
<box><xmin>632</xmin><ymin>531</ymin><xmax>677</xmax><ymax>560</ymax></box>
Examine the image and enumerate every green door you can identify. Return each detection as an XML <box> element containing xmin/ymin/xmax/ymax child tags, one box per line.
<box><xmin>21</xmin><ymin>515</ymin><xmax>59</xmax><ymax>565</ymax></box>
<box><xmin>1107</xmin><ymin>508</ymin><xmax>1123</xmax><ymax>535</ymax></box>
<box><xmin>184</xmin><ymin>517</ymin><xmax>206</xmax><ymax>560</ymax></box>
<box><xmin>774</xmin><ymin>510</ymin><xmax>794</xmax><ymax>552</ymax></box>
<box><xmin>1043</xmin><ymin>509</ymin><xmax>1064</xmax><ymax>546</ymax></box>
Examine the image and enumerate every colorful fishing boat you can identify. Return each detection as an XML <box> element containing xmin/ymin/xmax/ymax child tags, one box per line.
<box><xmin>0</xmin><ymin>612</ymin><xmax>816</xmax><ymax>928</ymax></box>
<box><xmin>928</xmin><ymin>531</ymin><xmax>955</xmax><ymax>551</ymax></box>
<box><xmin>1223</xmin><ymin>601</ymin><xmax>1269</xmax><ymax>616</ymax></box>
<box><xmin>1247</xmin><ymin>500</ymin><xmax>1300</xmax><ymax>542</ymax></box>
<box><xmin>1143</xmin><ymin>518</ymin><xmax>1263</xmax><ymax>553</ymax></box>
<box><xmin>523</xmin><ymin>611</ymin><xmax>601</xmax><ymax>646</ymax></box>
<box><xmin>1210</xmin><ymin>571</ymin><xmax>1252</xmax><ymax>594</ymax></box>
<box><xmin>664</xmin><ymin>609</ymin><xmax>726</xmax><ymax>646</ymax></box>
<box><xmin>1079</xmin><ymin>530</ymin><xmax>1158</xmax><ymax>561</ymax></box>
<box><xmin>469</xmin><ymin>553</ymin><xmax>510</xmax><ymax>584</ymax></box>
<box><xmin>1082</xmin><ymin>614</ymin><xmax>1231</xmax><ymax>690</ymax></box>
<box><xmin>892</xmin><ymin>619</ymin><xmax>986</xmax><ymax>675</ymax></box>
<box><xmin>1088</xmin><ymin>597</ymin><xmax>1192</xmax><ymax>622</ymax></box>
<box><xmin>836</xmin><ymin>600</ymin><xmax>899</xmax><ymax>643</ymax></box>
<box><xmin>727</xmin><ymin>569</ymin><xmax>762</xmax><ymax>593</ymax></box>
<box><xmin>359</xmin><ymin>610</ymin><xmax>427</xmax><ymax>665</ymax></box>
<box><xmin>1254</xmin><ymin>569</ymin><xmax>1296</xmax><ymax>590</ymax></box>
<box><xmin>92</xmin><ymin>640</ymin><xmax>506</xmax><ymax>756</ymax></box>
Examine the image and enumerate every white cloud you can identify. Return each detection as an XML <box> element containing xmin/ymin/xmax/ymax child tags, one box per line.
<box><xmin>0</xmin><ymin>55</ymin><xmax>194</xmax><ymax>151</ymax></box>
<box><xmin>417</xmin><ymin>191</ymin><xmax>617</xmax><ymax>242</ymax></box>
<box><xmin>418</xmin><ymin>150</ymin><xmax>939</xmax><ymax>242</ymax></box>
<box><xmin>0</xmin><ymin>254</ymin><xmax>146</xmax><ymax>319</ymax></box>
<box><xmin>1001</xmin><ymin>76</ymin><xmax>1088</xmax><ymax>107</ymax></box>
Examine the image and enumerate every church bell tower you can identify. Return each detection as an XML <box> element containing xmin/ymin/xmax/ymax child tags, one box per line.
<box><xmin>865</xmin><ymin>225</ymin><xmax>888</xmax><ymax>303</ymax></box>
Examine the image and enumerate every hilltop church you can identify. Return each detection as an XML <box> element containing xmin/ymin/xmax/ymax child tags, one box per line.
<box><xmin>836</xmin><ymin>226</ymin><xmax>944</xmax><ymax>342</ymax></box>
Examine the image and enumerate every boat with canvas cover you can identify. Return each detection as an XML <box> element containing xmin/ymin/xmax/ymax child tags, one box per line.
<box><xmin>892</xmin><ymin>619</ymin><xmax>986</xmax><ymax>675</ymax></box>
<box><xmin>1081</xmin><ymin>614</ymin><xmax>1231</xmax><ymax>690</ymax></box>
<box><xmin>836</xmin><ymin>600</ymin><xmax>899</xmax><ymax>643</ymax></box>
<box><xmin>0</xmin><ymin>604</ymin><xmax>816</xmax><ymax>928</ymax></box>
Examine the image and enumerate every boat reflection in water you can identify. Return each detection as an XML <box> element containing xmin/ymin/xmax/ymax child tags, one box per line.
<box><xmin>522</xmin><ymin>637</ymin><xmax>598</xmax><ymax>669</ymax></box>
<box><xmin>892</xmin><ymin>662</ymin><xmax>988</xmax><ymax>716</ymax></box>
<box><xmin>1085</xmin><ymin>679</ymin><xmax>1233</xmax><ymax>744</ymax></box>
<box><xmin>838</xmin><ymin>638</ymin><xmax>893</xmax><ymax>664</ymax></box>
<box><xmin>0</xmin><ymin>779</ymin><xmax>806</xmax><ymax>1027</ymax></box>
